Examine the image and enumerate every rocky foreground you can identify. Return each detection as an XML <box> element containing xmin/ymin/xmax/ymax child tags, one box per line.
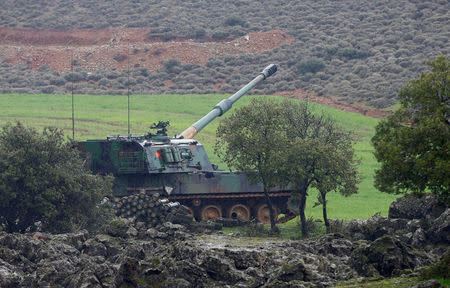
<box><xmin>0</xmin><ymin>195</ymin><xmax>448</xmax><ymax>288</ymax></box>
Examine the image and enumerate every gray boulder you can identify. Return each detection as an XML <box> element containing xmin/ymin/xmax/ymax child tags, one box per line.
<box><xmin>0</xmin><ymin>264</ymin><xmax>23</xmax><ymax>288</ymax></box>
<box><xmin>82</xmin><ymin>238</ymin><xmax>107</xmax><ymax>257</ymax></box>
<box><xmin>389</xmin><ymin>194</ymin><xmax>446</xmax><ymax>220</ymax></box>
<box><xmin>428</xmin><ymin>208</ymin><xmax>450</xmax><ymax>244</ymax></box>
<box><xmin>350</xmin><ymin>235</ymin><xmax>432</xmax><ymax>277</ymax></box>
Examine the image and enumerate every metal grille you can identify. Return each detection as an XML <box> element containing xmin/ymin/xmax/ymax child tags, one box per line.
<box><xmin>118</xmin><ymin>151</ymin><xmax>144</xmax><ymax>173</ymax></box>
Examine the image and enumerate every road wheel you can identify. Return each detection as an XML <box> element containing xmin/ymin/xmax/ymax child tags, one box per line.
<box><xmin>228</xmin><ymin>204</ymin><xmax>250</xmax><ymax>220</ymax></box>
<box><xmin>256</xmin><ymin>203</ymin><xmax>278</xmax><ymax>224</ymax></box>
<box><xmin>201</xmin><ymin>205</ymin><xmax>222</xmax><ymax>220</ymax></box>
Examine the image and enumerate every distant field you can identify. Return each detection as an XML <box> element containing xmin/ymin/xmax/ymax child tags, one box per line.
<box><xmin>0</xmin><ymin>93</ymin><xmax>398</xmax><ymax>220</ymax></box>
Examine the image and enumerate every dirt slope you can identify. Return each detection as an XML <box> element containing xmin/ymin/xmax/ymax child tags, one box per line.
<box><xmin>0</xmin><ymin>27</ymin><xmax>294</xmax><ymax>72</ymax></box>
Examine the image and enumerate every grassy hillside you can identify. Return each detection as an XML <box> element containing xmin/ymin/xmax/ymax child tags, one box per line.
<box><xmin>0</xmin><ymin>0</ymin><xmax>448</xmax><ymax>108</ymax></box>
<box><xmin>0</xmin><ymin>93</ymin><xmax>398</xmax><ymax>220</ymax></box>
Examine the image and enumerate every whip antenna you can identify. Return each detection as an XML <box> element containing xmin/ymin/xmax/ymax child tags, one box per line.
<box><xmin>71</xmin><ymin>50</ymin><xmax>75</xmax><ymax>140</ymax></box>
<box><xmin>127</xmin><ymin>38</ymin><xmax>130</xmax><ymax>137</ymax></box>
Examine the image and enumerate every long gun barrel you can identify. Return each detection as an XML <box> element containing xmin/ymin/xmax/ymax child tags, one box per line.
<box><xmin>179</xmin><ymin>64</ymin><xmax>277</xmax><ymax>139</ymax></box>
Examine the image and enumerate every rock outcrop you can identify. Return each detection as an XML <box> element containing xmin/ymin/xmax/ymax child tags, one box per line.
<box><xmin>0</xmin><ymin>194</ymin><xmax>447</xmax><ymax>287</ymax></box>
<box><xmin>336</xmin><ymin>194</ymin><xmax>449</xmax><ymax>247</ymax></box>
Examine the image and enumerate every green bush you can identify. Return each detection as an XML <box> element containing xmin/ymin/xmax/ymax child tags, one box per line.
<box><xmin>224</xmin><ymin>15</ymin><xmax>247</xmax><ymax>27</ymax></box>
<box><xmin>337</xmin><ymin>48</ymin><xmax>371</xmax><ymax>59</ymax></box>
<box><xmin>188</xmin><ymin>28</ymin><xmax>206</xmax><ymax>39</ymax></box>
<box><xmin>212</xmin><ymin>31</ymin><xmax>230</xmax><ymax>40</ymax></box>
<box><xmin>297</xmin><ymin>58</ymin><xmax>325</xmax><ymax>74</ymax></box>
<box><xmin>162</xmin><ymin>59</ymin><xmax>182</xmax><ymax>74</ymax></box>
<box><xmin>0</xmin><ymin>122</ymin><xmax>113</xmax><ymax>233</ymax></box>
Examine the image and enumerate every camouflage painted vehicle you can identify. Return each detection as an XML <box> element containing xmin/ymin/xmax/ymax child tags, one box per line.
<box><xmin>79</xmin><ymin>64</ymin><xmax>297</xmax><ymax>223</ymax></box>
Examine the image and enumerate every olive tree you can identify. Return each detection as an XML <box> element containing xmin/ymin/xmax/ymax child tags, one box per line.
<box><xmin>280</xmin><ymin>101</ymin><xmax>359</xmax><ymax>235</ymax></box>
<box><xmin>215</xmin><ymin>99</ymin><xmax>360</xmax><ymax>236</ymax></box>
<box><xmin>215</xmin><ymin>99</ymin><xmax>287</xmax><ymax>232</ymax></box>
<box><xmin>372</xmin><ymin>56</ymin><xmax>449</xmax><ymax>198</ymax></box>
<box><xmin>0</xmin><ymin>122</ymin><xmax>113</xmax><ymax>233</ymax></box>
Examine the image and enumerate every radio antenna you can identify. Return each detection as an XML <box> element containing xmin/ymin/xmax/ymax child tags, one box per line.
<box><xmin>71</xmin><ymin>50</ymin><xmax>75</xmax><ymax>140</ymax></box>
<box><xmin>127</xmin><ymin>38</ymin><xmax>130</xmax><ymax>137</ymax></box>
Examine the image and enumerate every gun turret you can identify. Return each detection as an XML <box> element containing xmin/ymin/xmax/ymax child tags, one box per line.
<box><xmin>179</xmin><ymin>64</ymin><xmax>277</xmax><ymax>139</ymax></box>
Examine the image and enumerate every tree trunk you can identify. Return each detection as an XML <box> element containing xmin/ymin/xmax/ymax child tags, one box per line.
<box><xmin>263</xmin><ymin>188</ymin><xmax>276</xmax><ymax>232</ymax></box>
<box><xmin>321</xmin><ymin>192</ymin><xmax>330</xmax><ymax>233</ymax></box>
<box><xmin>298</xmin><ymin>191</ymin><xmax>308</xmax><ymax>238</ymax></box>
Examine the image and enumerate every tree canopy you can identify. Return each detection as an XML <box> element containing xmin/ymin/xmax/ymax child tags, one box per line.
<box><xmin>215</xmin><ymin>99</ymin><xmax>359</xmax><ymax>236</ymax></box>
<box><xmin>279</xmin><ymin>101</ymin><xmax>359</xmax><ymax>235</ymax></box>
<box><xmin>372</xmin><ymin>56</ymin><xmax>449</xmax><ymax>197</ymax></box>
<box><xmin>0</xmin><ymin>122</ymin><xmax>113</xmax><ymax>233</ymax></box>
<box><xmin>215</xmin><ymin>99</ymin><xmax>288</xmax><ymax>231</ymax></box>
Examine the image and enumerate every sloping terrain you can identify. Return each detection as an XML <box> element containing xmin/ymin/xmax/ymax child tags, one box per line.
<box><xmin>0</xmin><ymin>27</ymin><xmax>293</xmax><ymax>72</ymax></box>
<box><xmin>0</xmin><ymin>0</ymin><xmax>448</xmax><ymax>109</ymax></box>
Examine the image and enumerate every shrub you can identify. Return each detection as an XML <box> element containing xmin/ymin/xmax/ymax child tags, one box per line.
<box><xmin>163</xmin><ymin>59</ymin><xmax>182</xmax><ymax>74</ymax></box>
<box><xmin>133</xmin><ymin>67</ymin><xmax>150</xmax><ymax>77</ymax></box>
<box><xmin>337</xmin><ymin>48</ymin><xmax>371</xmax><ymax>59</ymax></box>
<box><xmin>353</xmin><ymin>65</ymin><xmax>369</xmax><ymax>78</ymax></box>
<box><xmin>105</xmin><ymin>71</ymin><xmax>121</xmax><ymax>80</ymax></box>
<box><xmin>188</xmin><ymin>28</ymin><xmax>206</xmax><ymax>39</ymax></box>
<box><xmin>212</xmin><ymin>31</ymin><xmax>230</xmax><ymax>40</ymax></box>
<box><xmin>49</xmin><ymin>76</ymin><xmax>66</xmax><ymax>86</ymax></box>
<box><xmin>297</xmin><ymin>58</ymin><xmax>325</xmax><ymax>74</ymax></box>
<box><xmin>224</xmin><ymin>15</ymin><xmax>248</xmax><ymax>27</ymax></box>
<box><xmin>64</xmin><ymin>72</ymin><xmax>86</xmax><ymax>82</ymax></box>
<box><xmin>40</xmin><ymin>85</ymin><xmax>56</xmax><ymax>94</ymax></box>
<box><xmin>0</xmin><ymin>122</ymin><xmax>113</xmax><ymax>233</ymax></box>
<box><xmin>98</xmin><ymin>78</ymin><xmax>110</xmax><ymax>87</ymax></box>
<box><xmin>87</xmin><ymin>73</ymin><xmax>102</xmax><ymax>81</ymax></box>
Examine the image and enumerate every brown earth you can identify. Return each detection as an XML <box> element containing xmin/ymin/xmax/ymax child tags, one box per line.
<box><xmin>0</xmin><ymin>27</ymin><xmax>294</xmax><ymax>72</ymax></box>
<box><xmin>0</xmin><ymin>26</ymin><xmax>388</xmax><ymax>118</ymax></box>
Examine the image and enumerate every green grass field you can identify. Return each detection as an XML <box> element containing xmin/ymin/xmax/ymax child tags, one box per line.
<box><xmin>0</xmin><ymin>93</ymin><xmax>398</xmax><ymax>220</ymax></box>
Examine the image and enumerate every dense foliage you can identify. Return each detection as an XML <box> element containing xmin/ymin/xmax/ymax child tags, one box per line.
<box><xmin>215</xmin><ymin>99</ymin><xmax>287</xmax><ymax>231</ymax></box>
<box><xmin>279</xmin><ymin>101</ymin><xmax>359</xmax><ymax>235</ymax></box>
<box><xmin>372</xmin><ymin>56</ymin><xmax>449</xmax><ymax>197</ymax></box>
<box><xmin>0</xmin><ymin>122</ymin><xmax>113</xmax><ymax>233</ymax></box>
<box><xmin>215</xmin><ymin>99</ymin><xmax>359</xmax><ymax>236</ymax></box>
<box><xmin>0</xmin><ymin>1</ymin><xmax>448</xmax><ymax>108</ymax></box>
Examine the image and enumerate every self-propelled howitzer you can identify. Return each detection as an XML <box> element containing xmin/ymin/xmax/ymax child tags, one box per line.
<box><xmin>79</xmin><ymin>64</ymin><xmax>298</xmax><ymax>224</ymax></box>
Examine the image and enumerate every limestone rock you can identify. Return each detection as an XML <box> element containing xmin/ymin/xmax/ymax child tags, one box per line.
<box><xmin>106</xmin><ymin>218</ymin><xmax>131</xmax><ymax>238</ymax></box>
<box><xmin>350</xmin><ymin>235</ymin><xmax>432</xmax><ymax>277</ymax></box>
<box><xmin>389</xmin><ymin>194</ymin><xmax>446</xmax><ymax>220</ymax></box>
<box><xmin>0</xmin><ymin>222</ymin><xmax>444</xmax><ymax>287</ymax></box>
<box><xmin>82</xmin><ymin>238</ymin><xmax>107</xmax><ymax>257</ymax></box>
<box><xmin>428</xmin><ymin>208</ymin><xmax>450</xmax><ymax>244</ymax></box>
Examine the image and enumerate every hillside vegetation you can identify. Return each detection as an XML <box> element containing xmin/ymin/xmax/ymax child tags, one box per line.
<box><xmin>0</xmin><ymin>0</ymin><xmax>448</xmax><ymax>108</ymax></box>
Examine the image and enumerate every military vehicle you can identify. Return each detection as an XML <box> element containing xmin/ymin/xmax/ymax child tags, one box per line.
<box><xmin>79</xmin><ymin>64</ymin><xmax>298</xmax><ymax>224</ymax></box>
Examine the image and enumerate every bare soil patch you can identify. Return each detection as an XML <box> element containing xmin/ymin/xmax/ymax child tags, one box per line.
<box><xmin>0</xmin><ymin>27</ymin><xmax>294</xmax><ymax>73</ymax></box>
